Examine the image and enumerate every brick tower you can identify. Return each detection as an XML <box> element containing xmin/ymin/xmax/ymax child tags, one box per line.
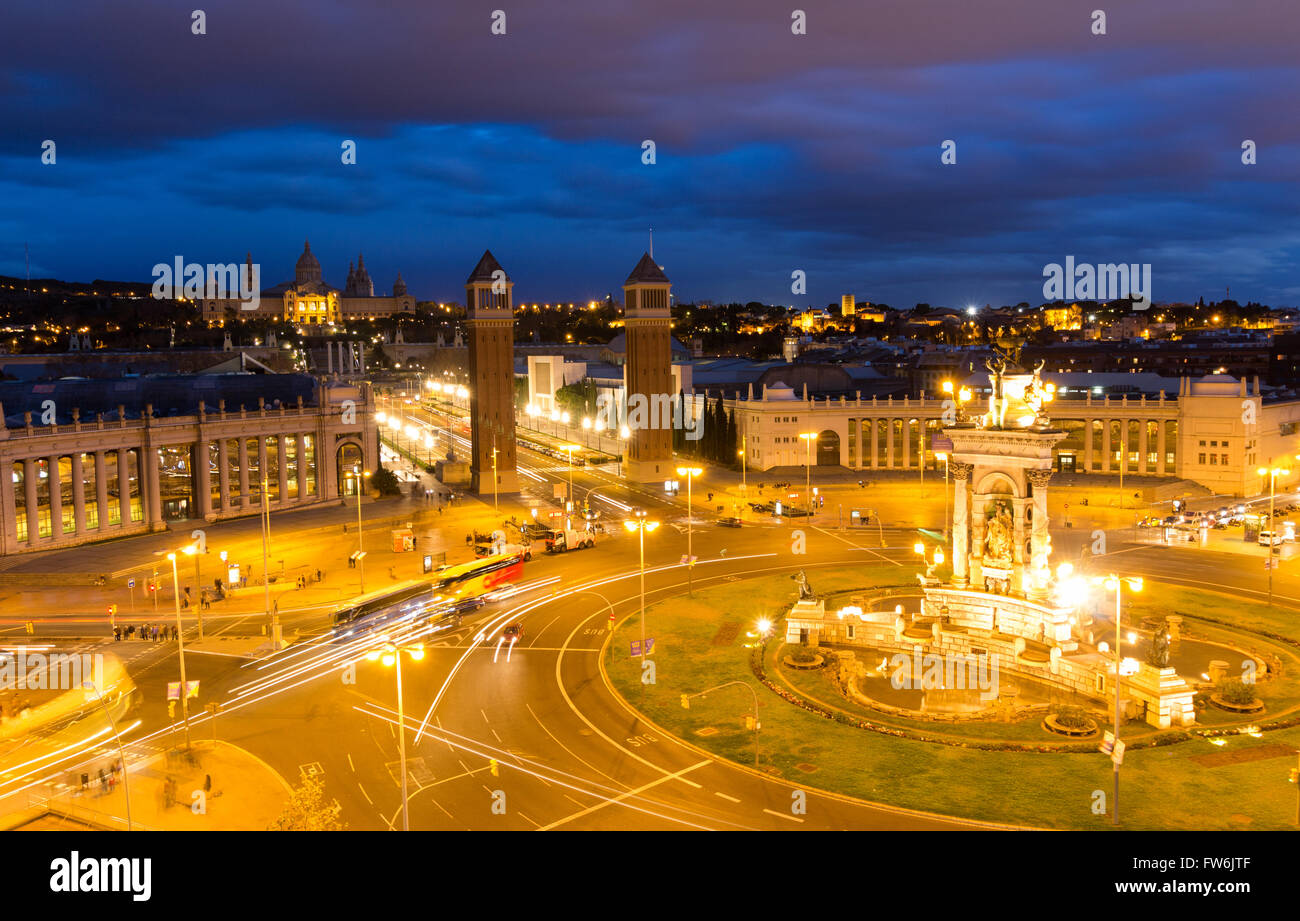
<box><xmin>465</xmin><ymin>250</ymin><xmax>519</xmax><ymax>496</ymax></box>
<box><xmin>622</xmin><ymin>252</ymin><xmax>674</xmax><ymax>482</ymax></box>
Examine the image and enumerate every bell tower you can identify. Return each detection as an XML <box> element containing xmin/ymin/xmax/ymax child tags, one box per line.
<box><xmin>465</xmin><ymin>250</ymin><xmax>519</xmax><ymax>496</ymax></box>
<box><xmin>622</xmin><ymin>252</ymin><xmax>674</xmax><ymax>482</ymax></box>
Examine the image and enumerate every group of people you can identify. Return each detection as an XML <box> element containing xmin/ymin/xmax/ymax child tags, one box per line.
<box><xmin>80</xmin><ymin>760</ymin><xmax>123</xmax><ymax>797</ymax></box>
<box><xmin>113</xmin><ymin>623</ymin><xmax>177</xmax><ymax>642</ymax></box>
<box><xmin>295</xmin><ymin>570</ymin><xmax>324</xmax><ymax>589</ymax></box>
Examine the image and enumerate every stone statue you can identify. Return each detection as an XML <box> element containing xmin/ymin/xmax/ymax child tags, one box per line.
<box><xmin>984</xmin><ymin>505</ymin><xmax>1013</xmax><ymax>566</ymax></box>
<box><xmin>1023</xmin><ymin>359</ymin><xmax>1054</xmax><ymax>427</ymax></box>
<box><xmin>1148</xmin><ymin>618</ymin><xmax>1171</xmax><ymax>669</ymax></box>
<box><xmin>793</xmin><ymin>570</ymin><xmax>816</xmax><ymax>602</ymax></box>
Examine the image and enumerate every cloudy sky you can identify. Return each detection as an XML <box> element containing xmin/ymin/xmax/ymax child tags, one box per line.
<box><xmin>2</xmin><ymin>0</ymin><xmax>1297</xmax><ymax>308</ymax></box>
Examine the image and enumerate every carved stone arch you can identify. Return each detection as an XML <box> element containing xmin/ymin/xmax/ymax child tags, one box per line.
<box><xmin>974</xmin><ymin>470</ymin><xmax>1020</xmax><ymax>499</ymax></box>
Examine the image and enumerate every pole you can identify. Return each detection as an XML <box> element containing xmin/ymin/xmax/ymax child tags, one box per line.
<box><xmin>1118</xmin><ymin>435</ymin><xmax>1125</xmax><ymax>508</ymax></box>
<box><xmin>194</xmin><ymin>553</ymin><xmax>204</xmax><ymax>641</ymax></box>
<box><xmin>686</xmin><ymin>472</ymin><xmax>694</xmax><ymax>596</ymax></box>
<box><xmin>395</xmin><ymin>651</ymin><xmax>409</xmax><ymax>832</ymax></box>
<box><xmin>171</xmin><ymin>555</ymin><xmax>192</xmax><ymax>750</ymax></box>
<box><xmin>1268</xmin><ymin>471</ymin><xmax>1276</xmax><ymax>606</ymax></box>
<box><xmin>83</xmin><ymin>679</ymin><xmax>133</xmax><ymax>830</ymax></box>
<box><xmin>357</xmin><ymin>470</ymin><xmax>366</xmax><ymax>594</ymax></box>
<box><xmin>1113</xmin><ymin>581</ymin><xmax>1121</xmax><ymax>826</ymax></box>
<box><xmin>805</xmin><ymin>439</ymin><xmax>812</xmax><ymax>520</ymax></box>
<box><xmin>943</xmin><ymin>457</ymin><xmax>950</xmax><ymax>540</ymax></box>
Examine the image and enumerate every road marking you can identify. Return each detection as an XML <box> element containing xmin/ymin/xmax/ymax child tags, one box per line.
<box><xmin>356</xmin><ymin>782</ymin><xmax>373</xmax><ymax>805</ymax></box>
<box><xmin>715</xmin><ymin>791</ymin><xmax>741</xmax><ymax>803</ymax></box>
<box><xmin>813</xmin><ymin>526</ymin><xmax>902</xmax><ymax>566</ymax></box>
<box><xmin>763</xmin><ymin>808</ymin><xmax>804</xmax><ymax>823</ymax></box>
<box><xmin>537</xmin><ymin>760</ymin><xmax>710</xmax><ymax>831</ymax></box>
<box><xmin>347</xmin><ymin>754</ymin><xmax>355</xmax><ymax>772</ymax></box>
<box><xmin>518</xmin><ymin>812</ymin><xmax>541</xmax><ymax>828</ymax></box>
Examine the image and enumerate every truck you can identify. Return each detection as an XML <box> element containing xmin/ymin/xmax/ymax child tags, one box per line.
<box><xmin>542</xmin><ymin>527</ymin><xmax>597</xmax><ymax>553</ymax></box>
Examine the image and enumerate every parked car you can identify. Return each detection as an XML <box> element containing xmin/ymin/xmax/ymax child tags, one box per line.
<box><xmin>718</xmin><ymin>517</ymin><xmax>742</xmax><ymax>528</ymax></box>
<box><xmin>1259</xmin><ymin>531</ymin><xmax>1284</xmax><ymax>546</ymax></box>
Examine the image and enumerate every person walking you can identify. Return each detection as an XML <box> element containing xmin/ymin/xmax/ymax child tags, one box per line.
<box><xmin>98</xmin><ymin>768</ymin><xmax>107</xmax><ymax>796</ymax></box>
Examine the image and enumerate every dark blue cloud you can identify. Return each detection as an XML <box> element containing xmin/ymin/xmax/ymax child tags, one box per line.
<box><xmin>0</xmin><ymin>0</ymin><xmax>1297</xmax><ymax>307</ymax></box>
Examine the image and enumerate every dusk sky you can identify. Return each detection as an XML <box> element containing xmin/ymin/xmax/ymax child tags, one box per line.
<box><xmin>2</xmin><ymin>0</ymin><xmax>1298</xmax><ymax>308</ymax></box>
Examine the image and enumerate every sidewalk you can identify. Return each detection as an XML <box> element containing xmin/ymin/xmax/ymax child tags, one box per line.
<box><xmin>6</xmin><ymin>740</ymin><xmax>291</xmax><ymax>831</ymax></box>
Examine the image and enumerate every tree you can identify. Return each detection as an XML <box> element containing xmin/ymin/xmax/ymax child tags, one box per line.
<box><xmin>370</xmin><ymin>465</ymin><xmax>402</xmax><ymax>496</ymax></box>
<box><xmin>269</xmin><ymin>776</ymin><xmax>347</xmax><ymax>831</ymax></box>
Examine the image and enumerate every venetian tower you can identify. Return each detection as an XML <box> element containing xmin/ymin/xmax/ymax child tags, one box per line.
<box><xmin>622</xmin><ymin>252</ymin><xmax>674</xmax><ymax>482</ymax></box>
<box><xmin>465</xmin><ymin>250</ymin><xmax>519</xmax><ymax>496</ymax></box>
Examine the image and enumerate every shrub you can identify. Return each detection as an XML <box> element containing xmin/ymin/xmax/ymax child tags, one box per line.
<box><xmin>1216</xmin><ymin>678</ymin><xmax>1259</xmax><ymax>706</ymax></box>
<box><xmin>1054</xmin><ymin>706</ymin><xmax>1093</xmax><ymax>729</ymax></box>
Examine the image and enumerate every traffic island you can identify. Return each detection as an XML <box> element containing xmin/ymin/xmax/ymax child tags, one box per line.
<box><xmin>602</xmin><ymin>566</ymin><xmax>1300</xmax><ymax>829</ymax></box>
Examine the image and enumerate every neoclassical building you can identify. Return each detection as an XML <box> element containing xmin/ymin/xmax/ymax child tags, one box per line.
<box><xmin>0</xmin><ymin>375</ymin><xmax>378</xmax><ymax>555</ymax></box>
<box><xmin>199</xmin><ymin>241</ymin><xmax>415</xmax><ymax>325</ymax></box>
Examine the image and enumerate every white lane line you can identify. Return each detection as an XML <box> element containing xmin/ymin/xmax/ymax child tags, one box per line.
<box><xmin>763</xmin><ymin>808</ymin><xmax>804</xmax><ymax>823</ymax></box>
<box><xmin>813</xmin><ymin>526</ymin><xmax>903</xmax><ymax>566</ymax></box>
<box><xmin>347</xmin><ymin>754</ymin><xmax>355</xmax><ymax>771</ymax></box>
<box><xmin>536</xmin><ymin>760</ymin><xmax>711</xmax><ymax>831</ymax></box>
<box><xmin>357</xmin><ymin>782</ymin><xmax>373</xmax><ymax>805</ymax></box>
<box><xmin>715</xmin><ymin>791</ymin><xmax>741</xmax><ymax>803</ymax></box>
<box><xmin>518</xmin><ymin>812</ymin><xmax>541</xmax><ymax>828</ymax></box>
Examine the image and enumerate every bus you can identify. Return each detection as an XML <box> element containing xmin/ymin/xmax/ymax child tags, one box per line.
<box><xmin>331</xmin><ymin>580</ymin><xmax>435</xmax><ymax>631</ymax></box>
<box><xmin>431</xmin><ymin>552</ymin><xmax>526</xmax><ymax>602</ymax></box>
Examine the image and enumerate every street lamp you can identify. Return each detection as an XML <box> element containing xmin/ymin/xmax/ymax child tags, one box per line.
<box><xmin>737</xmin><ymin>448</ymin><xmax>747</xmax><ymax>518</ymax></box>
<box><xmin>618</xmin><ymin>425</ymin><xmax>631</xmax><ymax>477</ymax></box>
<box><xmin>676</xmin><ymin>466</ymin><xmax>703</xmax><ymax>594</ymax></box>
<box><xmin>166</xmin><ymin>550</ymin><xmax>194</xmax><ymax>750</ymax></box>
<box><xmin>581</xmin><ymin>416</ymin><xmax>592</xmax><ymax>448</ymax></box>
<box><xmin>259</xmin><ymin>473</ymin><xmax>283</xmax><ymax>650</ymax></box>
<box><xmin>623</xmin><ymin>512</ymin><xmax>659</xmax><ymax>669</ymax></box>
<box><xmin>1258</xmin><ymin>464</ymin><xmax>1291</xmax><ymax>606</ymax></box>
<box><xmin>562</xmin><ymin>444</ymin><xmax>581</xmax><ymax>526</ymax></box>
<box><xmin>350</xmin><ymin>466</ymin><xmax>371</xmax><ymax>593</ymax></box>
<box><xmin>365</xmin><ymin>638</ymin><xmax>425</xmax><ymax>831</ymax></box>
<box><xmin>1092</xmin><ymin>573</ymin><xmax>1142</xmax><ymax>826</ymax></box>
<box><xmin>799</xmin><ymin>433</ymin><xmax>818</xmax><ymax>518</ymax></box>
<box><xmin>935</xmin><ymin>451</ymin><xmax>950</xmax><ymax>539</ymax></box>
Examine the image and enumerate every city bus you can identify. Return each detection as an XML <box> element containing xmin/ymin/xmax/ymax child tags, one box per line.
<box><xmin>431</xmin><ymin>552</ymin><xmax>526</xmax><ymax>602</ymax></box>
<box><xmin>331</xmin><ymin>580</ymin><xmax>435</xmax><ymax>632</ymax></box>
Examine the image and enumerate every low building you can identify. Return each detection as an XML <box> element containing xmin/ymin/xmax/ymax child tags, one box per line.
<box><xmin>0</xmin><ymin>375</ymin><xmax>377</xmax><ymax>555</ymax></box>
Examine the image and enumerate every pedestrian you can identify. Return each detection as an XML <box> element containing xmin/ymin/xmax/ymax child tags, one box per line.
<box><xmin>80</xmin><ymin>772</ymin><xmax>89</xmax><ymax>793</ymax></box>
<box><xmin>113</xmin><ymin>626</ymin><xmax>121</xmax><ymax>642</ymax></box>
<box><xmin>316</xmin><ymin>569</ymin><xmax>322</xmax><ymax>582</ymax></box>
<box><xmin>152</xmin><ymin>625</ymin><xmax>160</xmax><ymax>642</ymax></box>
<box><xmin>204</xmin><ymin>773</ymin><xmax>212</xmax><ymax>793</ymax></box>
<box><xmin>99</xmin><ymin>768</ymin><xmax>107</xmax><ymax>796</ymax></box>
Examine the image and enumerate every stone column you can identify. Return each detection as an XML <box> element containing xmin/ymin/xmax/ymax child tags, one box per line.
<box><xmin>239</xmin><ymin>439</ymin><xmax>251</xmax><ymax>509</ymax></box>
<box><xmin>1156</xmin><ymin>420</ymin><xmax>1167</xmax><ymax>476</ymax></box>
<box><xmin>145</xmin><ymin>446</ymin><xmax>162</xmax><ymax>526</ymax></box>
<box><xmin>296</xmin><ymin>433</ymin><xmax>308</xmax><ymax>501</ymax></box>
<box><xmin>902</xmin><ymin>422</ymin><xmax>911</xmax><ymax>470</ymax></box>
<box><xmin>1084</xmin><ymin>419</ymin><xmax>1094</xmax><ymax>472</ymax></box>
<box><xmin>1027</xmin><ymin>468</ymin><xmax>1053</xmax><ymax>601</ymax></box>
<box><xmin>1138</xmin><ymin>420</ymin><xmax>1150</xmax><ymax>474</ymax></box>
<box><xmin>277</xmin><ymin>434</ymin><xmax>290</xmax><ymax>503</ymax></box>
<box><xmin>970</xmin><ymin>492</ymin><xmax>987</xmax><ymax>587</ymax></box>
<box><xmin>95</xmin><ymin>452</ymin><xmax>108</xmax><ymax>530</ymax></box>
<box><xmin>48</xmin><ymin>454</ymin><xmax>63</xmax><ymax>539</ymax></box>
<box><xmin>23</xmin><ymin>458</ymin><xmax>38</xmax><ymax>544</ymax></box>
<box><xmin>1101</xmin><ymin>420</ymin><xmax>1112</xmax><ymax>473</ymax></box>
<box><xmin>0</xmin><ymin>455</ymin><xmax>16</xmax><ymax>551</ymax></box>
<box><xmin>951</xmin><ymin>462</ymin><xmax>973</xmax><ymax>586</ymax></box>
<box><xmin>71</xmin><ymin>453</ymin><xmax>86</xmax><ymax>535</ymax></box>
<box><xmin>217</xmin><ymin>438</ymin><xmax>230</xmax><ymax>511</ymax></box>
<box><xmin>885</xmin><ymin>420</ymin><xmax>895</xmax><ymax>469</ymax></box>
<box><xmin>869</xmin><ymin>419</ymin><xmax>878</xmax><ymax>469</ymax></box>
<box><xmin>195</xmin><ymin>442</ymin><xmax>212</xmax><ymax>520</ymax></box>
<box><xmin>118</xmin><ymin>449</ymin><xmax>132</xmax><ymax>527</ymax></box>
<box><xmin>258</xmin><ymin>436</ymin><xmax>269</xmax><ymax>499</ymax></box>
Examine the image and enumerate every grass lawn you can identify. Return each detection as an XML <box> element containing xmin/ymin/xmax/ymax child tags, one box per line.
<box><xmin>605</xmin><ymin>568</ymin><xmax>1300</xmax><ymax>829</ymax></box>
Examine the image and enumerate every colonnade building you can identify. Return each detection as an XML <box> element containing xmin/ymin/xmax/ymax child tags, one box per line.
<box><xmin>0</xmin><ymin>375</ymin><xmax>377</xmax><ymax>555</ymax></box>
<box><xmin>720</xmin><ymin>373</ymin><xmax>1300</xmax><ymax>496</ymax></box>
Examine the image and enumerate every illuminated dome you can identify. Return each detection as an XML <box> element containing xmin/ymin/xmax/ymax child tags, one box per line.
<box><xmin>294</xmin><ymin>239</ymin><xmax>322</xmax><ymax>286</ymax></box>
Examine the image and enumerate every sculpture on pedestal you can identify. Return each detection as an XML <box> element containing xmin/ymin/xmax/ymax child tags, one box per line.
<box><xmin>793</xmin><ymin>570</ymin><xmax>816</xmax><ymax>602</ymax></box>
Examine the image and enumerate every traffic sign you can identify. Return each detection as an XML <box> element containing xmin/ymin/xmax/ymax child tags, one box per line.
<box><xmin>167</xmin><ymin>680</ymin><xmax>200</xmax><ymax>700</ymax></box>
<box><xmin>630</xmin><ymin>638</ymin><xmax>655</xmax><ymax>656</ymax></box>
<box><xmin>127</xmin><ymin>578</ymin><xmax>136</xmax><ymax>589</ymax></box>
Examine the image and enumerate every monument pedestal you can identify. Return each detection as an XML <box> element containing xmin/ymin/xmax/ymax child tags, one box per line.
<box><xmin>785</xmin><ymin>599</ymin><xmax>826</xmax><ymax>646</ymax></box>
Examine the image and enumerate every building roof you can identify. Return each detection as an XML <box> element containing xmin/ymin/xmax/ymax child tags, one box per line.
<box><xmin>466</xmin><ymin>250</ymin><xmax>508</xmax><ymax>284</ymax></box>
<box><xmin>624</xmin><ymin>252</ymin><xmax>670</xmax><ymax>285</ymax></box>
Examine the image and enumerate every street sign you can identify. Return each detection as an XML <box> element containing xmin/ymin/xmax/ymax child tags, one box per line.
<box><xmin>167</xmin><ymin>680</ymin><xmax>200</xmax><ymax>700</ymax></box>
<box><xmin>630</xmin><ymin>638</ymin><xmax>655</xmax><ymax>656</ymax></box>
<box><xmin>680</xmin><ymin>554</ymin><xmax>697</xmax><ymax>566</ymax></box>
<box><xmin>127</xmin><ymin>578</ymin><xmax>136</xmax><ymax>589</ymax></box>
<box><xmin>1100</xmin><ymin>731</ymin><xmax>1115</xmax><ymax>755</ymax></box>
<box><xmin>1112</xmin><ymin>739</ymin><xmax>1126</xmax><ymax>765</ymax></box>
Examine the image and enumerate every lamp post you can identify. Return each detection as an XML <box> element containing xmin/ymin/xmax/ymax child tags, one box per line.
<box><xmin>1258</xmin><ymin>464</ymin><xmax>1290</xmax><ymax>606</ymax></box>
<box><xmin>1093</xmin><ymin>574</ymin><xmax>1142</xmax><ymax>826</ymax></box>
<box><xmin>260</xmin><ymin>474</ymin><xmax>282</xmax><ymax>650</ymax></box>
<box><xmin>366</xmin><ymin>638</ymin><xmax>424</xmax><ymax>832</ymax></box>
<box><xmin>623</xmin><ymin>512</ymin><xmax>659</xmax><ymax>669</ymax></box>
<box><xmin>799</xmin><ymin>433</ymin><xmax>818</xmax><ymax>519</ymax></box>
<box><xmin>618</xmin><ymin>425</ymin><xmax>630</xmax><ymax>478</ymax></box>
<box><xmin>561</xmin><ymin>444</ymin><xmax>581</xmax><ymax>526</ymax></box>
<box><xmin>167</xmin><ymin>550</ymin><xmax>194</xmax><ymax>750</ymax></box>
<box><xmin>936</xmin><ymin>451</ymin><xmax>950</xmax><ymax>539</ymax></box>
<box><xmin>737</xmin><ymin>449</ymin><xmax>747</xmax><ymax>519</ymax></box>
<box><xmin>682</xmin><ymin>679</ymin><xmax>761</xmax><ymax>767</ymax></box>
<box><xmin>676</xmin><ymin>466</ymin><xmax>702</xmax><ymax>594</ymax></box>
<box><xmin>350</xmin><ymin>466</ymin><xmax>371</xmax><ymax>593</ymax></box>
